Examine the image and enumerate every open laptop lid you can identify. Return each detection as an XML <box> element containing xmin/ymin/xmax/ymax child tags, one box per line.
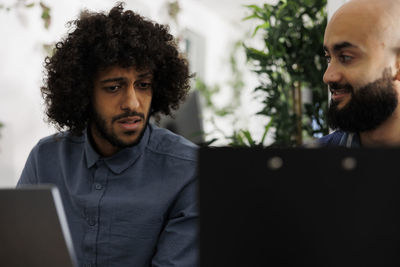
<box><xmin>0</xmin><ymin>185</ymin><xmax>78</xmax><ymax>267</ymax></box>
<box><xmin>199</xmin><ymin>147</ymin><xmax>400</xmax><ymax>266</ymax></box>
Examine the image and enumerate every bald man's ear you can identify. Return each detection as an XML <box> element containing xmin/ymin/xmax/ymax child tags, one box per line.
<box><xmin>394</xmin><ymin>67</ymin><xmax>400</xmax><ymax>81</ymax></box>
<box><xmin>395</xmin><ymin>50</ymin><xmax>400</xmax><ymax>81</ymax></box>
<box><xmin>395</xmin><ymin>67</ymin><xmax>400</xmax><ymax>81</ymax></box>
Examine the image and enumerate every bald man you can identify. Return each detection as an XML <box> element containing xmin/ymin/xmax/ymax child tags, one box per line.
<box><xmin>319</xmin><ymin>0</ymin><xmax>400</xmax><ymax>147</ymax></box>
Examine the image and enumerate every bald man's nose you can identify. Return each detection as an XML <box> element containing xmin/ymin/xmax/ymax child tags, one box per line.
<box><xmin>323</xmin><ymin>64</ymin><xmax>342</xmax><ymax>84</ymax></box>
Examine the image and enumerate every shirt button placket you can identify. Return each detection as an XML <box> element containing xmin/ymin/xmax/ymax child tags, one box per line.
<box><xmin>83</xmin><ymin>160</ymin><xmax>108</xmax><ymax>265</ymax></box>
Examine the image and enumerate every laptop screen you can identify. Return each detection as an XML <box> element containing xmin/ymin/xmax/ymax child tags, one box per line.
<box><xmin>199</xmin><ymin>147</ymin><xmax>400</xmax><ymax>266</ymax></box>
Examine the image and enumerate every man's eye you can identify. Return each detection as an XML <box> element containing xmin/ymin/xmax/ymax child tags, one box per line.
<box><xmin>136</xmin><ymin>82</ymin><xmax>152</xmax><ymax>90</ymax></box>
<box><xmin>104</xmin><ymin>86</ymin><xmax>120</xmax><ymax>92</ymax></box>
<box><xmin>339</xmin><ymin>55</ymin><xmax>352</xmax><ymax>63</ymax></box>
<box><xmin>324</xmin><ymin>55</ymin><xmax>331</xmax><ymax>63</ymax></box>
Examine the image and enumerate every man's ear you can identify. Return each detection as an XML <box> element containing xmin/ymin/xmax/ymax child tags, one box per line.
<box><xmin>395</xmin><ymin>69</ymin><xmax>400</xmax><ymax>81</ymax></box>
<box><xmin>395</xmin><ymin>50</ymin><xmax>400</xmax><ymax>81</ymax></box>
<box><xmin>394</xmin><ymin>69</ymin><xmax>400</xmax><ymax>81</ymax></box>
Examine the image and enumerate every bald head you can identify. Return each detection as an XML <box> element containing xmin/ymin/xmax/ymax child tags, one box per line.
<box><xmin>328</xmin><ymin>0</ymin><xmax>400</xmax><ymax>47</ymax></box>
<box><xmin>342</xmin><ymin>0</ymin><xmax>400</xmax><ymax>16</ymax></box>
<box><xmin>323</xmin><ymin>0</ymin><xmax>400</xmax><ymax>90</ymax></box>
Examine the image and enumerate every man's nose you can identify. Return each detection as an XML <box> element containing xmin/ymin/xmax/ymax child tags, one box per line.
<box><xmin>121</xmin><ymin>85</ymin><xmax>140</xmax><ymax>110</ymax></box>
<box><xmin>323</xmin><ymin>63</ymin><xmax>342</xmax><ymax>85</ymax></box>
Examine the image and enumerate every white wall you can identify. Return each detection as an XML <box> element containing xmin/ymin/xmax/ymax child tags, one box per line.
<box><xmin>327</xmin><ymin>0</ymin><xmax>348</xmax><ymax>20</ymax></box>
<box><xmin>0</xmin><ymin>0</ymin><xmax>267</xmax><ymax>187</ymax></box>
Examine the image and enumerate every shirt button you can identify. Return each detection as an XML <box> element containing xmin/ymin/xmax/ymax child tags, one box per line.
<box><xmin>88</xmin><ymin>218</ymin><xmax>96</xmax><ymax>226</ymax></box>
<box><xmin>94</xmin><ymin>183</ymin><xmax>102</xmax><ymax>190</ymax></box>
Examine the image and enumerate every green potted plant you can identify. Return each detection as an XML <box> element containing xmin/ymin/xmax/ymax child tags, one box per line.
<box><xmin>244</xmin><ymin>0</ymin><xmax>328</xmax><ymax>146</ymax></box>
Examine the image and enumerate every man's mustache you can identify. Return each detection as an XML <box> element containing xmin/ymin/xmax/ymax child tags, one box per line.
<box><xmin>329</xmin><ymin>82</ymin><xmax>353</xmax><ymax>93</ymax></box>
<box><xmin>112</xmin><ymin>111</ymin><xmax>145</xmax><ymax>123</ymax></box>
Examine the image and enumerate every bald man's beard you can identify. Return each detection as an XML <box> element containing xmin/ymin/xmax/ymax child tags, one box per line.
<box><xmin>327</xmin><ymin>68</ymin><xmax>398</xmax><ymax>133</ymax></box>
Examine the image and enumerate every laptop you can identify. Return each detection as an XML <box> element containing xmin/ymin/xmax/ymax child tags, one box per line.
<box><xmin>199</xmin><ymin>147</ymin><xmax>400</xmax><ymax>266</ymax></box>
<box><xmin>0</xmin><ymin>185</ymin><xmax>78</xmax><ymax>267</ymax></box>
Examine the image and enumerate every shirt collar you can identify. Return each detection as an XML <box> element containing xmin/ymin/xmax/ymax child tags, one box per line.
<box><xmin>84</xmin><ymin>124</ymin><xmax>151</xmax><ymax>174</ymax></box>
<box><xmin>339</xmin><ymin>132</ymin><xmax>361</xmax><ymax>147</ymax></box>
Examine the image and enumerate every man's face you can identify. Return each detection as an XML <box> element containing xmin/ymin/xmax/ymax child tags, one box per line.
<box><xmin>326</xmin><ymin>68</ymin><xmax>398</xmax><ymax>132</ymax></box>
<box><xmin>323</xmin><ymin>4</ymin><xmax>399</xmax><ymax>132</ymax></box>
<box><xmin>91</xmin><ymin>66</ymin><xmax>153</xmax><ymax>156</ymax></box>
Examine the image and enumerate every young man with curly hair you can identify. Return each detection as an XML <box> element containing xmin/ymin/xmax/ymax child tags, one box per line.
<box><xmin>18</xmin><ymin>3</ymin><xmax>198</xmax><ymax>266</ymax></box>
<box><xmin>319</xmin><ymin>0</ymin><xmax>400</xmax><ymax>147</ymax></box>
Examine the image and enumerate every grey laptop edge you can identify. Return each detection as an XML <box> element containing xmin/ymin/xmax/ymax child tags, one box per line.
<box><xmin>0</xmin><ymin>185</ymin><xmax>77</xmax><ymax>267</ymax></box>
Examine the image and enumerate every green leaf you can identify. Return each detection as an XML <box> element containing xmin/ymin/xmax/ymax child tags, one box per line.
<box><xmin>201</xmin><ymin>138</ymin><xmax>218</xmax><ymax>147</ymax></box>
<box><xmin>283</xmin><ymin>16</ymin><xmax>292</xmax><ymax>21</ymax></box>
<box><xmin>245</xmin><ymin>4</ymin><xmax>264</xmax><ymax>13</ymax></box>
<box><xmin>243</xmin><ymin>14</ymin><xmax>260</xmax><ymax>21</ymax></box>
<box><xmin>40</xmin><ymin>1</ymin><xmax>51</xmax><ymax>29</ymax></box>
<box><xmin>252</xmin><ymin>21</ymin><xmax>270</xmax><ymax>36</ymax></box>
<box><xmin>241</xmin><ymin>130</ymin><xmax>256</xmax><ymax>146</ymax></box>
<box><xmin>260</xmin><ymin>120</ymin><xmax>273</xmax><ymax>144</ymax></box>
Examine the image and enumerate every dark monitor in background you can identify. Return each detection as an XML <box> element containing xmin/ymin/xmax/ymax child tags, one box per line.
<box><xmin>155</xmin><ymin>91</ymin><xmax>204</xmax><ymax>145</ymax></box>
<box><xmin>0</xmin><ymin>186</ymin><xmax>77</xmax><ymax>267</ymax></box>
<box><xmin>199</xmin><ymin>147</ymin><xmax>400</xmax><ymax>267</ymax></box>
<box><xmin>157</xmin><ymin>27</ymin><xmax>207</xmax><ymax>145</ymax></box>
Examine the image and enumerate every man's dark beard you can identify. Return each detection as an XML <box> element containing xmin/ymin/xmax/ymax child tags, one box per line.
<box><xmin>327</xmin><ymin>68</ymin><xmax>398</xmax><ymax>133</ymax></box>
<box><xmin>91</xmin><ymin>109</ymin><xmax>149</xmax><ymax>149</ymax></box>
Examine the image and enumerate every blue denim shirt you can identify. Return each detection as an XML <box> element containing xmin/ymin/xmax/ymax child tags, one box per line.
<box><xmin>318</xmin><ymin>130</ymin><xmax>361</xmax><ymax>147</ymax></box>
<box><xmin>18</xmin><ymin>124</ymin><xmax>199</xmax><ymax>267</ymax></box>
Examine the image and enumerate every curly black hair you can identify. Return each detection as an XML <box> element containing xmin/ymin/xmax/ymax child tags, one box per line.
<box><xmin>41</xmin><ymin>2</ymin><xmax>191</xmax><ymax>135</ymax></box>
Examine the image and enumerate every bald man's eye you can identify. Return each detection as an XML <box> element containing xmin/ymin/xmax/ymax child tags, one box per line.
<box><xmin>324</xmin><ymin>54</ymin><xmax>331</xmax><ymax>63</ymax></box>
<box><xmin>339</xmin><ymin>55</ymin><xmax>352</xmax><ymax>63</ymax></box>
